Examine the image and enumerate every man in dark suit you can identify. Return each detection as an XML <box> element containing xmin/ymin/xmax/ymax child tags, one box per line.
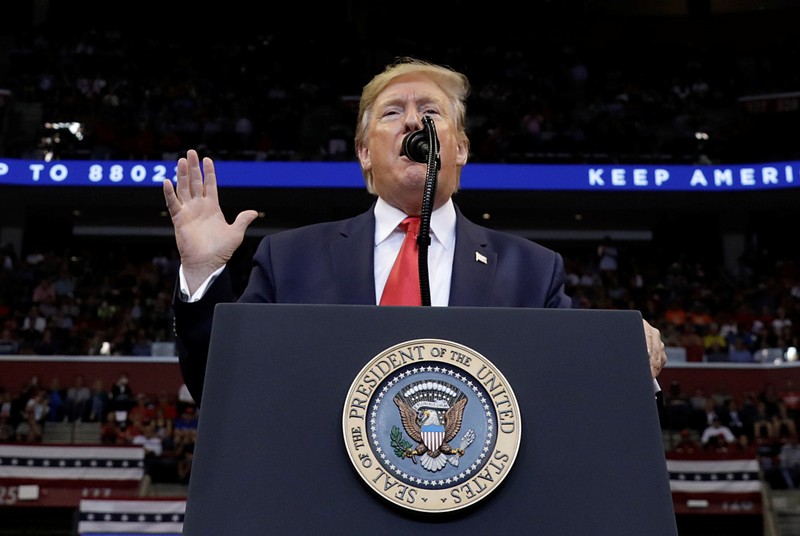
<box><xmin>163</xmin><ymin>57</ymin><xmax>667</xmax><ymax>407</ymax></box>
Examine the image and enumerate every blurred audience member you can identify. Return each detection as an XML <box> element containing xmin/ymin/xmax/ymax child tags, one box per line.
<box><xmin>700</xmin><ymin>416</ymin><xmax>736</xmax><ymax>448</ymax></box>
<box><xmin>0</xmin><ymin>328</ymin><xmax>19</xmax><ymax>355</ymax></box>
<box><xmin>46</xmin><ymin>377</ymin><xmax>65</xmax><ymax>422</ymax></box>
<box><xmin>773</xmin><ymin>402</ymin><xmax>798</xmax><ymax>442</ymax></box>
<box><xmin>154</xmin><ymin>392</ymin><xmax>178</xmax><ymax>421</ymax></box>
<box><xmin>100</xmin><ymin>410</ymin><xmax>123</xmax><ymax>444</ymax></box>
<box><xmin>88</xmin><ymin>378</ymin><xmax>110</xmax><ymax>422</ymax></box>
<box><xmin>110</xmin><ymin>372</ymin><xmax>134</xmax><ymax>414</ymax></box>
<box><xmin>717</xmin><ymin>397</ymin><xmax>748</xmax><ymax>440</ymax></box>
<box><xmin>128</xmin><ymin>393</ymin><xmax>156</xmax><ymax>424</ymax></box>
<box><xmin>64</xmin><ymin>374</ymin><xmax>91</xmax><ymax>422</ymax></box>
<box><xmin>672</xmin><ymin>429</ymin><xmax>702</xmax><ymax>453</ymax></box>
<box><xmin>779</xmin><ymin>435</ymin><xmax>800</xmax><ymax>489</ymax></box>
<box><xmin>728</xmin><ymin>335</ymin><xmax>755</xmax><ymax>363</ymax></box>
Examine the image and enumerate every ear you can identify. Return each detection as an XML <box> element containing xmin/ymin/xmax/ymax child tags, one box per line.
<box><xmin>357</xmin><ymin>144</ymin><xmax>371</xmax><ymax>170</ymax></box>
<box><xmin>455</xmin><ymin>139</ymin><xmax>469</xmax><ymax>166</ymax></box>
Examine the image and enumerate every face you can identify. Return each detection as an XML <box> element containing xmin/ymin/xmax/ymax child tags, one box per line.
<box><xmin>357</xmin><ymin>74</ymin><xmax>468</xmax><ymax>215</ymax></box>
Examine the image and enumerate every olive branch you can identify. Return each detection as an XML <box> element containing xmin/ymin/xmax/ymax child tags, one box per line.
<box><xmin>390</xmin><ymin>425</ymin><xmax>413</xmax><ymax>458</ymax></box>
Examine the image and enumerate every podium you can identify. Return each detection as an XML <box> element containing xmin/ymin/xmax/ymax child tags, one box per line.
<box><xmin>183</xmin><ymin>304</ymin><xmax>678</xmax><ymax>536</ymax></box>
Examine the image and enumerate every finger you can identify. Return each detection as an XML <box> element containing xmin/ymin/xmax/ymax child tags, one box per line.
<box><xmin>175</xmin><ymin>155</ymin><xmax>189</xmax><ymax>202</ymax></box>
<box><xmin>163</xmin><ymin>177</ymin><xmax>179</xmax><ymax>215</ymax></box>
<box><xmin>202</xmin><ymin>157</ymin><xmax>217</xmax><ymax>202</ymax></box>
<box><xmin>175</xmin><ymin>157</ymin><xmax>190</xmax><ymax>203</ymax></box>
<box><xmin>186</xmin><ymin>149</ymin><xmax>204</xmax><ymax>198</ymax></box>
<box><xmin>232</xmin><ymin>210</ymin><xmax>259</xmax><ymax>235</ymax></box>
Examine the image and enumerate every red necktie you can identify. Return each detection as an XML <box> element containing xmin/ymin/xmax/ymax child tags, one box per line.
<box><xmin>380</xmin><ymin>217</ymin><xmax>422</xmax><ymax>306</ymax></box>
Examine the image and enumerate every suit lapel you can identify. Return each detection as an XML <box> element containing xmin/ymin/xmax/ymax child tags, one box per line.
<box><xmin>329</xmin><ymin>208</ymin><xmax>377</xmax><ymax>304</ymax></box>
<box><xmin>449</xmin><ymin>208</ymin><xmax>497</xmax><ymax>307</ymax></box>
<box><xmin>324</xmin><ymin>204</ymin><xmax>498</xmax><ymax>306</ymax></box>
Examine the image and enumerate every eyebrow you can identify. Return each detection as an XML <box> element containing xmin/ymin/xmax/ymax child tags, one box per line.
<box><xmin>377</xmin><ymin>92</ymin><xmax>441</xmax><ymax>109</ymax></box>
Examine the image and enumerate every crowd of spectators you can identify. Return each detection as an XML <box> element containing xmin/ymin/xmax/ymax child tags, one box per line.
<box><xmin>663</xmin><ymin>377</ymin><xmax>800</xmax><ymax>490</ymax></box>
<box><xmin>1</xmin><ymin>7</ymin><xmax>799</xmax><ymax>165</ymax></box>
<box><xmin>0</xmin><ymin>240</ymin><xmax>191</xmax><ymax>479</ymax></box>
<box><xmin>0</xmin><ymin>369</ymin><xmax>198</xmax><ymax>484</ymax></box>
<box><xmin>0</xmin><ymin>231</ymin><xmax>798</xmax><ymax>484</ymax></box>
<box><xmin>1</xmin><ymin>232</ymin><xmax>798</xmax><ymax>362</ymax></box>
<box><xmin>0</xmin><ymin>242</ymin><xmax>177</xmax><ymax>357</ymax></box>
<box><xmin>2</xmin><ymin>4</ymin><xmax>800</xmax><ymax>491</ymax></box>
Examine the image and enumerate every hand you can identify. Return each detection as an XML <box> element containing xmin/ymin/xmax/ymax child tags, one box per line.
<box><xmin>163</xmin><ymin>150</ymin><xmax>258</xmax><ymax>294</ymax></box>
<box><xmin>642</xmin><ymin>319</ymin><xmax>667</xmax><ymax>378</ymax></box>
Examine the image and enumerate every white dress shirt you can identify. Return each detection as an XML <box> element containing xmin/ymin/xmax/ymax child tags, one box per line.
<box><xmin>373</xmin><ymin>197</ymin><xmax>456</xmax><ymax>307</ymax></box>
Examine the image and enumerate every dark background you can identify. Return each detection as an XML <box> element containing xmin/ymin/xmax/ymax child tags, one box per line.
<box><xmin>1</xmin><ymin>0</ymin><xmax>798</xmax><ymax>278</ymax></box>
<box><xmin>0</xmin><ymin>3</ymin><xmax>797</xmax><ymax>535</ymax></box>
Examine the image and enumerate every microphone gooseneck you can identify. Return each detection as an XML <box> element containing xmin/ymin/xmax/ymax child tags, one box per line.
<box><xmin>403</xmin><ymin>116</ymin><xmax>440</xmax><ymax>307</ymax></box>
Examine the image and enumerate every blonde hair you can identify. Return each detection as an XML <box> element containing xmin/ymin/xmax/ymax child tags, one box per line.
<box><xmin>355</xmin><ymin>57</ymin><xmax>471</xmax><ymax>192</ymax></box>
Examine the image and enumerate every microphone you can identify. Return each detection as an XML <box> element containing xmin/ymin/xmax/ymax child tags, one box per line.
<box><xmin>401</xmin><ymin>129</ymin><xmax>430</xmax><ymax>163</ymax></box>
<box><xmin>404</xmin><ymin>116</ymin><xmax>439</xmax><ymax>307</ymax></box>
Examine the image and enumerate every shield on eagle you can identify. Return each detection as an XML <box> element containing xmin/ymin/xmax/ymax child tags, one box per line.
<box><xmin>421</xmin><ymin>415</ymin><xmax>445</xmax><ymax>453</ymax></box>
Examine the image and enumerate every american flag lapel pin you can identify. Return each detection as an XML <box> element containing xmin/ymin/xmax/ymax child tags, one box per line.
<box><xmin>475</xmin><ymin>251</ymin><xmax>488</xmax><ymax>264</ymax></box>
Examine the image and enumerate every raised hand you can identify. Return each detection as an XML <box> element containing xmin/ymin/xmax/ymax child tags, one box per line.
<box><xmin>163</xmin><ymin>150</ymin><xmax>258</xmax><ymax>294</ymax></box>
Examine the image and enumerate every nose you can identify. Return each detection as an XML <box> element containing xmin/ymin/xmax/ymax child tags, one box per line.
<box><xmin>403</xmin><ymin>109</ymin><xmax>424</xmax><ymax>133</ymax></box>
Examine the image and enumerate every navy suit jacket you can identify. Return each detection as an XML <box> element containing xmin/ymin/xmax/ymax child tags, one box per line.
<box><xmin>173</xmin><ymin>202</ymin><xmax>572</xmax><ymax>405</ymax></box>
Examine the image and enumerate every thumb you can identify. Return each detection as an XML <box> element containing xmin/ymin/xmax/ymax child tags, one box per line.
<box><xmin>232</xmin><ymin>210</ymin><xmax>259</xmax><ymax>233</ymax></box>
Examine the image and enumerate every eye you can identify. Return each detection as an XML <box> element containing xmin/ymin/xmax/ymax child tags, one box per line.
<box><xmin>381</xmin><ymin>106</ymin><xmax>402</xmax><ymax>118</ymax></box>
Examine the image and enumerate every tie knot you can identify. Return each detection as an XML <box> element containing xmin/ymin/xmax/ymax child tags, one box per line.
<box><xmin>400</xmin><ymin>217</ymin><xmax>421</xmax><ymax>236</ymax></box>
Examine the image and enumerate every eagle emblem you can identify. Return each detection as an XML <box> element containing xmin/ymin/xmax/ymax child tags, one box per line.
<box><xmin>343</xmin><ymin>339</ymin><xmax>522</xmax><ymax>513</ymax></box>
<box><xmin>393</xmin><ymin>380</ymin><xmax>475</xmax><ymax>472</ymax></box>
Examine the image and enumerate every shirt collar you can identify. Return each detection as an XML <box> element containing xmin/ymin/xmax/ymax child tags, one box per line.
<box><xmin>374</xmin><ymin>197</ymin><xmax>456</xmax><ymax>249</ymax></box>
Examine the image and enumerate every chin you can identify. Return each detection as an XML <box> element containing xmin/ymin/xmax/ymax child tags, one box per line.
<box><xmin>398</xmin><ymin>170</ymin><xmax>428</xmax><ymax>191</ymax></box>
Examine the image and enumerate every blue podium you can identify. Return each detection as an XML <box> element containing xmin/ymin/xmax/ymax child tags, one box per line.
<box><xmin>183</xmin><ymin>304</ymin><xmax>677</xmax><ymax>536</ymax></box>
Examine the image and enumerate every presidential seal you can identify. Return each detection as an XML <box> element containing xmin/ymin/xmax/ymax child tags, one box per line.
<box><xmin>342</xmin><ymin>339</ymin><xmax>521</xmax><ymax>514</ymax></box>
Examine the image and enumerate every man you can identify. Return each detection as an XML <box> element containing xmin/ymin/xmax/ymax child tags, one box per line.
<box><xmin>64</xmin><ymin>374</ymin><xmax>91</xmax><ymax>422</ymax></box>
<box><xmin>700</xmin><ymin>415</ymin><xmax>736</xmax><ymax>448</ymax></box>
<box><xmin>163</xmin><ymin>57</ymin><xmax>667</xmax><ymax>407</ymax></box>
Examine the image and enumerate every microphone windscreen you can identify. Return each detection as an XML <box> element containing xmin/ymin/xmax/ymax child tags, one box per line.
<box><xmin>401</xmin><ymin>130</ymin><xmax>430</xmax><ymax>163</ymax></box>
